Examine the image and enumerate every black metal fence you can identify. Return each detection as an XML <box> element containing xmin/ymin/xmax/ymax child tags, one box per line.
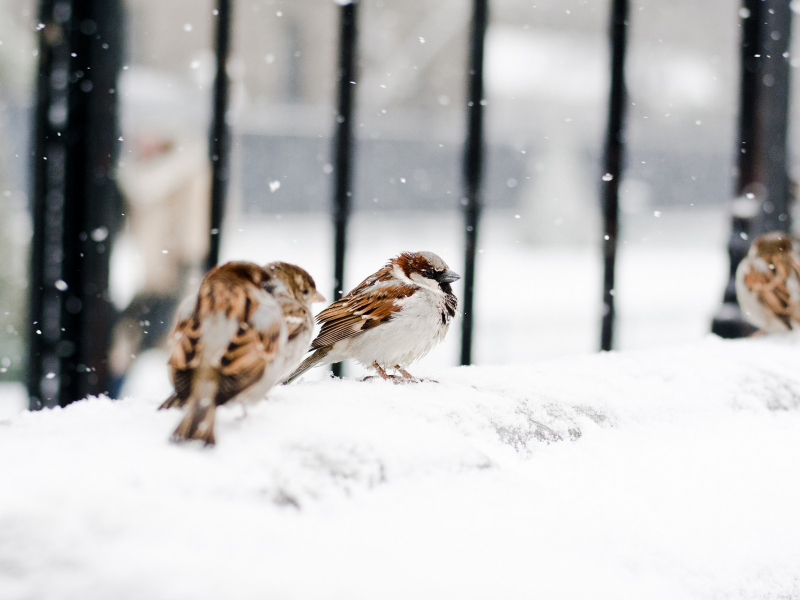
<box><xmin>712</xmin><ymin>0</ymin><xmax>793</xmax><ymax>338</ymax></box>
<box><xmin>27</xmin><ymin>0</ymin><xmax>793</xmax><ymax>408</ymax></box>
<box><xmin>28</xmin><ymin>0</ymin><xmax>124</xmax><ymax>409</ymax></box>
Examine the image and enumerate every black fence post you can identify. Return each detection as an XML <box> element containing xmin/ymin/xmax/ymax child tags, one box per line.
<box><xmin>28</xmin><ymin>0</ymin><xmax>124</xmax><ymax>409</ymax></box>
<box><xmin>330</xmin><ymin>1</ymin><xmax>359</xmax><ymax>378</ymax></box>
<box><xmin>711</xmin><ymin>0</ymin><xmax>792</xmax><ymax>338</ymax></box>
<box><xmin>600</xmin><ymin>0</ymin><xmax>629</xmax><ymax>352</ymax></box>
<box><xmin>206</xmin><ymin>0</ymin><xmax>233</xmax><ymax>272</ymax></box>
<box><xmin>460</xmin><ymin>0</ymin><xmax>488</xmax><ymax>366</ymax></box>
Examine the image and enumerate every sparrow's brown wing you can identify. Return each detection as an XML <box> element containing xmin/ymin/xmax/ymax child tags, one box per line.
<box><xmin>743</xmin><ymin>255</ymin><xmax>796</xmax><ymax>329</ymax></box>
<box><xmin>165</xmin><ymin>276</ymin><xmax>284</xmax><ymax>408</ymax></box>
<box><xmin>216</xmin><ymin>311</ymin><xmax>284</xmax><ymax>403</ymax></box>
<box><xmin>346</xmin><ymin>263</ymin><xmax>395</xmax><ymax>295</ymax></box>
<box><xmin>311</xmin><ymin>282</ymin><xmax>416</xmax><ymax>350</ymax></box>
<box><xmin>162</xmin><ymin>298</ymin><xmax>202</xmax><ymax>409</ymax></box>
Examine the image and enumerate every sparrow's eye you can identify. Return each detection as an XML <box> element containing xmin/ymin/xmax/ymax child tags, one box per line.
<box><xmin>422</xmin><ymin>269</ymin><xmax>437</xmax><ymax>279</ymax></box>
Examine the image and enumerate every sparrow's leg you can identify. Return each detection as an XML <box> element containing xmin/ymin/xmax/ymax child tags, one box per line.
<box><xmin>372</xmin><ymin>362</ymin><xmax>396</xmax><ymax>381</ymax></box>
<box><xmin>396</xmin><ymin>367</ymin><xmax>420</xmax><ymax>382</ymax></box>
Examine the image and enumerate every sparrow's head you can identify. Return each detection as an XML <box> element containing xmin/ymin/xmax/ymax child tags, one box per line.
<box><xmin>394</xmin><ymin>251</ymin><xmax>460</xmax><ymax>293</ymax></box>
<box><xmin>753</xmin><ymin>231</ymin><xmax>793</xmax><ymax>259</ymax></box>
<box><xmin>264</xmin><ymin>261</ymin><xmax>326</xmax><ymax>304</ymax></box>
<box><xmin>214</xmin><ymin>261</ymin><xmax>274</xmax><ymax>289</ymax></box>
<box><xmin>207</xmin><ymin>261</ymin><xmax>283</xmax><ymax>301</ymax></box>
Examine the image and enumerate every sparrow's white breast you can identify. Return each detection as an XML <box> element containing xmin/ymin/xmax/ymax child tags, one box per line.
<box><xmin>277</xmin><ymin>311</ymin><xmax>314</xmax><ymax>381</ymax></box>
<box><xmin>333</xmin><ymin>287</ymin><xmax>453</xmax><ymax>369</ymax></box>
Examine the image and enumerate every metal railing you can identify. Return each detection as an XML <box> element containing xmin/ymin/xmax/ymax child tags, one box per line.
<box><xmin>712</xmin><ymin>0</ymin><xmax>793</xmax><ymax>337</ymax></box>
<box><xmin>27</xmin><ymin>0</ymin><xmax>793</xmax><ymax>408</ymax></box>
<box><xmin>28</xmin><ymin>0</ymin><xmax>124</xmax><ymax>409</ymax></box>
<box><xmin>599</xmin><ymin>0</ymin><xmax>629</xmax><ymax>352</ymax></box>
<box><xmin>330</xmin><ymin>0</ymin><xmax>359</xmax><ymax>378</ymax></box>
<box><xmin>206</xmin><ymin>0</ymin><xmax>234</xmax><ymax>272</ymax></box>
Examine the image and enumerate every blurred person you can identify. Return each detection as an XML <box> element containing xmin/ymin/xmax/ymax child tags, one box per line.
<box><xmin>108</xmin><ymin>69</ymin><xmax>211</xmax><ymax>398</ymax></box>
<box><xmin>109</xmin><ymin>131</ymin><xmax>210</xmax><ymax>398</ymax></box>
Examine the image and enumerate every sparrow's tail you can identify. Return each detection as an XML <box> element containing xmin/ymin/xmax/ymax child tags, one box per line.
<box><xmin>170</xmin><ymin>379</ymin><xmax>218</xmax><ymax>446</ymax></box>
<box><xmin>158</xmin><ymin>392</ymin><xmax>182</xmax><ymax>410</ymax></box>
<box><xmin>283</xmin><ymin>347</ymin><xmax>332</xmax><ymax>384</ymax></box>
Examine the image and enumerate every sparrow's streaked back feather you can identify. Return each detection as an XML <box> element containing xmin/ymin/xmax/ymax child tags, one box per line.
<box><xmin>736</xmin><ymin>232</ymin><xmax>800</xmax><ymax>333</ymax></box>
<box><xmin>160</xmin><ymin>261</ymin><xmax>286</xmax><ymax>445</ymax></box>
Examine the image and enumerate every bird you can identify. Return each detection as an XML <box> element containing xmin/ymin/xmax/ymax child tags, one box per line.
<box><xmin>158</xmin><ymin>261</ymin><xmax>287</xmax><ymax>446</ymax></box>
<box><xmin>736</xmin><ymin>231</ymin><xmax>800</xmax><ymax>333</ymax></box>
<box><xmin>262</xmin><ymin>261</ymin><xmax>326</xmax><ymax>382</ymax></box>
<box><xmin>285</xmin><ymin>251</ymin><xmax>459</xmax><ymax>383</ymax></box>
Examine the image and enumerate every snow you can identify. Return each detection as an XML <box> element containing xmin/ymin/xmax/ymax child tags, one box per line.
<box><xmin>3</xmin><ymin>335</ymin><xmax>800</xmax><ymax>599</ymax></box>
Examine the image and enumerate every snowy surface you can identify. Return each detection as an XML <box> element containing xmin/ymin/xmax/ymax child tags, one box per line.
<box><xmin>3</xmin><ymin>335</ymin><xmax>800</xmax><ymax>599</ymax></box>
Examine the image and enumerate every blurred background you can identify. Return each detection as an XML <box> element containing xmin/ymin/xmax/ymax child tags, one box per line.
<box><xmin>0</xmin><ymin>0</ymin><xmax>797</xmax><ymax>411</ymax></box>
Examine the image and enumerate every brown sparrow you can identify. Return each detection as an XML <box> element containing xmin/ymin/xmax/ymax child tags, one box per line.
<box><xmin>285</xmin><ymin>251</ymin><xmax>459</xmax><ymax>383</ymax></box>
<box><xmin>736</xmin><ymin>231</ymin><xmax>800</xmax><ymax>332</ymax></box>
<box><xmin>263</xmin><ymin>261</ymin><xmax>326</xmax><ymax>382</ymax></box>
<box><xmin>159</xmin><ymin>261</ymin><xmax>287</xmax><ymax>445</ymax></box>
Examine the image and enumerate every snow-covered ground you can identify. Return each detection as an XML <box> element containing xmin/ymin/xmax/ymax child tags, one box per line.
<box><xmin>3</xmin><ymin>335</ymin><xmax>800</xmax><ymax>599</ymax></box>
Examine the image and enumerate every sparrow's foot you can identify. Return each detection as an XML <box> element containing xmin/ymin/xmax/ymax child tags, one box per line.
<box><xmin>750</xmin><ymin>329</ymin><xmax>766</xmax><ymax>338</ymax></box>
<box><xmin>394</xmin><ymin>367</ymin><xmax>438</xmax><ymax>384</ymax></box>
<box><xmin>235</xmin><ymin>403</ymin><xmax>248</xmax><ymax>421</ymax></box>
<box><xmin>361</xmin><ymin>374</ymin><xmax>400</xmax><ymax>382</ymax></box>
<box><xmin>363</xmin><ymin>363</ymin><xmax>408</xmax><ymax>384</ymax></box>
<box><xmin>393</xmin><ymin>366</ymin><xmax>422</xmax><ymax>384</ymax></box>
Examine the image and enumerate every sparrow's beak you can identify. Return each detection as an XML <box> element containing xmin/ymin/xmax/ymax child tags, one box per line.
<box><xmin>437</xmin><ymin>269</ymin><xmax>461</xmax><ymax>284</ymax></box>
<box><xmin>311</xmin><ymin>290</ymin><xmax>327</xmax><ymax>303</ymax></box>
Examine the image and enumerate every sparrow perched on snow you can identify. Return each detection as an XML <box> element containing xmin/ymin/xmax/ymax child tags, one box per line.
<box><xmin>159</xmin><ymin>261</ymin><xmax>287</xmax><ymax>445</ymax></box>
<box><xmin>285</xmin><ymin>251</ymin><xmax>459</xmax><ymax>383</ymax></box>
<box><xmin>262</xmin><ymin>261</ymin><xmax>326</xmax><ymax>382</ymax></box>
<box><xmin>736</xmin><ymin>231</ymin><xmax>800</xmax><ymax>333</ymax></box>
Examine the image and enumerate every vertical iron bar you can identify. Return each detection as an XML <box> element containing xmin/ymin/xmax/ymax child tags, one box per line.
<box><xmin>711</xmin><ymin>0</ymin><xmax>792</xmax><ymax>338</ymax></box>
<box><xmin>460</xmin><ymin>0</ymin><xmax>488</xmax><ymax>366</ymax></box>
<box><xmin>753</xmin><ymin>0</ymin><xmax>791</xmax><ymax>235</ymax></box>
<box><xmin>737</xmin><ymin>0</ymin><xmax>762</xmax><ymax>197</ymax></box>
<box><xmin>28</xmin><ymin>0</ymin><xmax>55</xmax><ymax>409</ymax></box>
<box><xmin>600</xmin><ymin>0</ymin><xmax>629</xmax><ymax>352</ymax></box>
<box><xmin>29</xmin><ymin>0</ymin><xmax>123</xmax><ymax>408</ymax></box>
<box><xmin>331</xmin><ymin>1</ymin><xmax>358</xmax><ymax>378</ymax></box>
<box><xmin>206</xmin><ymin>0</ymin><xmax>233</xmax><ymax>272</ymax></box>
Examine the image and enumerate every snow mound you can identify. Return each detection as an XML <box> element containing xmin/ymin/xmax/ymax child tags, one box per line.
<box><xmin>3</xmin><ymin>336</ymin><xmax>800</xmax><ymax>599</ymax></box>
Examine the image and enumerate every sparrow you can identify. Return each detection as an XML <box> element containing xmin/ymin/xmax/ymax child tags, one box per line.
<box><xmin>285</xmin><ymin>251</ymin><xmax>459</xmax><ymax>383</ymax></box>
<box><xmin>736</xmin><ymin>231</ymin><xmax>800</xmax><ymax>333</ymax></box>
<box><xmin>262</xmin><ymin>261</ymin><xmax>326</xmax><ymax>382</ymax></box>
<box><xmin>158</xmin><ymin>261</ymin><xmax>287</xmax><ymax>446</ymax></box>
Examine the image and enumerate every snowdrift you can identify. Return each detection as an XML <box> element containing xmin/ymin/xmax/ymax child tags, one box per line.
<box><xmin>2</xmin><ymin>336</ymin><xmax>800</xmax><ymax>599</ymax></box>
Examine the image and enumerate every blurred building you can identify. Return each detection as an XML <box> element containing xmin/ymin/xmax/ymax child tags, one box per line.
<box><xmin>120</xmin><ymin>0</ymin><xmax>747</xmax><ymax>219</ymax></box>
